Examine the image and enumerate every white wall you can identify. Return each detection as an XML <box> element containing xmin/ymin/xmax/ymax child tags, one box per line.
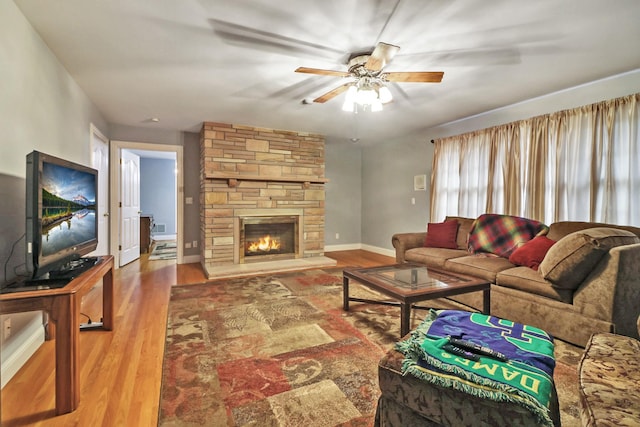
<box><xmin>0</xmin><ymin>0</ymin><xmax>108</xmax><ymax>387</ymax></box>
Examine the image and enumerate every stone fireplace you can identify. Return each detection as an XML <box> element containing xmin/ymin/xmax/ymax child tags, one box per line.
<box><xmin>200</xmin><ymin>122</ymin><xmax>336</xmax><ymax>278</ymax></box>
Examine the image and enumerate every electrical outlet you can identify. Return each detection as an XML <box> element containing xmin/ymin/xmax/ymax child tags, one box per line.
<box><xmin>185</xmin><ymin>242</ymin><xmax>192</xmax><ymax>249</ymax></box>
<box><xmin>3</xmin><ymin>318</ymin><xmax>11</xmax><ymax>340</ymax></box>
<box><xmin>193</xmin><ymin>240</ymin><xmax>198</xmax><ymax>248</ymax></box>
<box><xmin>335</xmin><ymin>233</ymin><xmax>340</xmax><ymax>240</ymax></box>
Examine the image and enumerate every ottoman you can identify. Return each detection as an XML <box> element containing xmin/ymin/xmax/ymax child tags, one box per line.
<box><xmin>375</xmin><ymin>348</ymin><xmax>560</xmax><ymax>427</ymax></box>
<box><xmin>375</xmin><ymin>310</ymin><xmax>561</xmax><ymax>427</ymax></box>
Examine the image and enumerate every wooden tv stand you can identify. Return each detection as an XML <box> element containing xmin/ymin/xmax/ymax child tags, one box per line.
<box><xmin>0</xmin><ymin>255</ymin><xmax>114</xmax><ymax>415</ymax></box>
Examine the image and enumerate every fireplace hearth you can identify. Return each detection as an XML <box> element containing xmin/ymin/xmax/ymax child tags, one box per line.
<box><xmin>240</xmin><ymin>216</ymin><xmax>298</xmax><ymax>263</ymax></box>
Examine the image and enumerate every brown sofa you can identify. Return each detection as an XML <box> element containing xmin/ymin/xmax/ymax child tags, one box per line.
<box><xmin>392</xmin><ymin>216</ymin><xmax>640</xmax><ymax>347</ymax></box>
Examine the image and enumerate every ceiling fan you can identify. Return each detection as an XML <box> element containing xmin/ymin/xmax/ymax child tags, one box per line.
<box><xmin>295</xmin><ymin>42</ymin><xmax>444</xmax><ymax>110</ymax></box>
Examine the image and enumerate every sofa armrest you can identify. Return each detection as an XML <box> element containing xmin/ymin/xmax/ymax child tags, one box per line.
<box><xmin>573</xmin><ymin>243</ymin><xmax>640</xmax><ymax>340</ymax></box>
<box><xmin>392</xmin><ymin>232</ymin><xmax>426</xmax><ymax>263</ymax></box>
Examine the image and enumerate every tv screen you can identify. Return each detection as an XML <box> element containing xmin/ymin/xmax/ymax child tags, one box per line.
<box><xmin>26</xmin><ymin>151</ymin><xmax>98</xmax><ymax>280</ymax></box>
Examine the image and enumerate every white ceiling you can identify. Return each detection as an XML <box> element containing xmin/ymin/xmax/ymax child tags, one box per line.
<box><xmin>15</xmin><ymin>0</ymin><xmax>640</xmax><ymax>144</ymax></box>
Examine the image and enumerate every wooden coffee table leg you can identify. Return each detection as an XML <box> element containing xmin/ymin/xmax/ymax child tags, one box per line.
<box><xmin>343</xmin><ymin>276</ymin><xmax>350</xmax><ymax>311</ymax></box>
<box><xmin>400</xmin><ymin>302</ymin><xmax>410</xmax><ymax>337</ymax></box>
<box><xmin>483</xmin><ymin>288</ymin><xmax>491</xmax><ymax>314</ymax></box>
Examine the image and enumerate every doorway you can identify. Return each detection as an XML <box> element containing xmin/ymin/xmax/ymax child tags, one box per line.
<box><xmin>89</xmin><ymin>123</ymin><xmax>109</xmax><ymax>256</ymax></box>
<box><xmin>109</xmin><ymin>140</ymin><xmax>184</xmax><ymax>268</ymax></box>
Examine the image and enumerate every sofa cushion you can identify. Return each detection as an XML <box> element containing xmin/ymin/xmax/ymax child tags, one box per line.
<box><xmin>496</xmin><ymin>266</ymin><xmax>572</xmax><ymax>303</ymax></box>
<box><xmin>508</xmin><ymin>236</ymin><xmax>556</xmax><ymax>270</ymax></box>
<box><xmin>444</xmin><ymin>216</ymin><xmax>475</xmax><ymax>250</ymax></box>
<box><xmin>405</xmin><ymin>247</ymin><xmax>468</xmax><ymax>269</ymax></box>
<box><xmin>539</xmin><ymin>227</ymin><xmax>640</xmax><ymax>290</ymax></box>
<box><xmin>424</xmin><ymin>220</ymin><xmax>459</xmax><ymax>249</ymax></box>
<box><xmin>444</xmin><ymin>254</ymin><xmax>515</xmax><ymax>282</ymax></box>
<box><xmin>578</xmin><ymin>332</ymin><xmax>640</xmax><ymax>427</ymax></box>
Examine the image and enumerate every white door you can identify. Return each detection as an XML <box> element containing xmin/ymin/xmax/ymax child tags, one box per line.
<box><xmin>119</xmin><ymin>150</ymin><xmax>141</xmax><ymax>266</ymax></box>
<box><xmin>90</xmin><ymin>125</ymin><xmax>109</xmax><ymax>255</ymax></box>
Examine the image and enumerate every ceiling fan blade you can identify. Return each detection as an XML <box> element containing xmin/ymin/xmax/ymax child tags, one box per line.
<box><xmin>365</xmin><ymin>42</ymin><xmax>400</xmax><ymax>71</ymax></box>
<box><xmin>396</xmin><ymin>47</ymin><xmax>521</xmax><ymax>66</ymax></box>
<box><xmin>209</xmin><ymin>19</ymin><xmax>344</xmax><ymax>60</ymax></box>
<box><xmin>313</xmin><ymin>83</ymin><xmax>351</xmax><ymax>103</ymax></box>
<box><xmin>384</xmin><ymin>71</ymin><xmax>444</xmax><ymax>83</ymax></box>
<box><xmin>372</xmin><ymin>0</ymin><xmax>402</xmax><ymax>46</ymax></box>
<box><xmin>295</xmin><ymin>67</ymin><xmax>350</xmax><ymax>77</ymax></box>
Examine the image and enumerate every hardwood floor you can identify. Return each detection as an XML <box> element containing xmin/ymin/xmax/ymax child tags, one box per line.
<box><xmin>0</xmin><ymin>250</ymin><xmax>393</xmax><ymax>426</ymax></box>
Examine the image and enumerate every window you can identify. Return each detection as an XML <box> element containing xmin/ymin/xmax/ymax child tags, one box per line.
<box><xmin>431</xmin><ymin>94</ymin><xmax>640</xmax><ymax>226</ymax></box>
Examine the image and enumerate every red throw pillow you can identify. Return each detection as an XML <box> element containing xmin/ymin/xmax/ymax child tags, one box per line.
<box><xmin>508</xmin><ymin>236</ymin><xmax>556</xmax><ymax>270</ymax></box>
<box><xmin>424</xmin><ymin>220</ymin><xmax>459</xmax><ymax>249</ymax></box>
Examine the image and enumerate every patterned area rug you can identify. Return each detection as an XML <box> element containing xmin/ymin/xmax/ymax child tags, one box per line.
<box><xmin>159</xmin><ymin>268</ymin><xmax>582</xmax><ymax>426</ymax></box>
<box><xmin>149</xmin><ymin>241</ymin><xmax>177</xmax><ymax>260</ymax></box>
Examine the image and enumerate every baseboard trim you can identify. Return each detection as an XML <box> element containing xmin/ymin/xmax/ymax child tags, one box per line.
<box><xmin>1</xmin><ymin>315</ymin><xmax>44</xmax><ymax>388</ymax></box>
<box><xmin>324</xmin><ymin>243</ymin><xmax>395</xmax><ymax>258</ymax></box>
<box><xmin>181</xmin><ymin>254</ymin><xmax>201</xmax><ymax>264</ymax></box>
<box><xmin>153</xmin><ymin>234</ymin><xmax>177</xmax><ymax>241</ymax></box>
<box><xmin>324</xmin><ymin>243</ymin><xmax>362</xmax><ymax>251</ymax></box>
<box><xmin>360</xmin><ymin>244</ymin><xmax>395</xmax><ymax>258</ymax></box>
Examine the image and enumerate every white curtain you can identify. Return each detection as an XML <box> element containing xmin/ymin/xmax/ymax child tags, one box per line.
<box><xmin>431</xmin><ymin>93</ymin><xmax>640</xmax><ymax>226</ymax></box>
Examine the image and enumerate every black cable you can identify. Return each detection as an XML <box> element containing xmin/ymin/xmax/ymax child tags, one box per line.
<box><xmin>3</xmin><ymin>233</ymin><xmax>25</xmax><ymax>285</ymax></box>
<box><xmin>80</xmin><ymin>312</ymin><xmax>93</xmax><ymax>324</ymax></box>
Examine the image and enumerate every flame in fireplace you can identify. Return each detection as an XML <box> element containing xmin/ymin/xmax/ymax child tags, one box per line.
<box><xmin>247</xmin><ymin>235</ymin><xmax>281</xmax><ymax>253</ymax></box>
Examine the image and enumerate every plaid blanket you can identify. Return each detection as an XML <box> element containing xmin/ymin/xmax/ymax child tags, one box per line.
<box><xmin>397</xmin><ymin>310</ymin><xmax>556</xmax><ymax>427</ymax></box>
<box><xmin>468</xmin><ymin>214</ymin><xmax>548</xmax><ymax>257</ymax></box>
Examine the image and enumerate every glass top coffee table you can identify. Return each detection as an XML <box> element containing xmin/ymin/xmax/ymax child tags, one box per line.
<box><xmin>343</xmin><ymin>263</ymin><xmax>491</xmax><ymax>337</ymax></box>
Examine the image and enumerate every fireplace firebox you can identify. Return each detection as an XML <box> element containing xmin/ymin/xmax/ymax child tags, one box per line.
<box><xmin>239</xmin><ymin>216</ymin><xmax>299</xmax><ymax>263</ymax></box>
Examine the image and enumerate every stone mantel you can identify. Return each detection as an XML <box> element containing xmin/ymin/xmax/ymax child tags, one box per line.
<box><xmin>234</xmin><ymin>208</ymin><xmax>304</xmax><ymax>217</ymax></box>
<box><xmin>205</xmin><ymin>171</ymin><xmax>329</xmax><ymax>188</ymax></box>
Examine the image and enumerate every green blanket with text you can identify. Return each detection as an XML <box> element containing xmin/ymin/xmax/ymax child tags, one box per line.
<box><xmin>396</xmin><ymin>310</ymin><xmax>556</xmax><ymax>427</ymax></box>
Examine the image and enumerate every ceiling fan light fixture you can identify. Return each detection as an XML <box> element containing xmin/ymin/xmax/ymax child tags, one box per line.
<box><xmin>355</xmin><ymin>87</ymin><xmax>378</xmax><ymax>106</ymax></box>
<box><xmin>371</xmin><ymin>99</ymin><xmax>383</xmax><ymax>112</ymax></box>
<box><xmin>378</xmin><ymin>85</ymin><xmax>393</xmax><ymax>104</ymax></box>
<box><xmin>342</xmin><ymin>100</ymin><xmax>355</xmax><ymax>112</ymax></box>
<box><xmin>344</xmin><ymin>85</ymin><xmax>357</xmax><ymax>103</ymax></box>
<box><xmin>339</xmin><ymin>75</ymin><xmax>394</xmax><ymax>113</ymax></box>
<box><xmin>341</xmin><ymin>81</ymin><xmax>389</xmax><ymax>113</ymax></box>
<box><xmin>342</xmin><ymin>85</ymin><xmax>357</xmax><ymax>112</ymax></box>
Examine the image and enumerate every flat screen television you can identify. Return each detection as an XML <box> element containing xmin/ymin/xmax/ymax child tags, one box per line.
<box><xmin>25</xmin><ymin>151</ymin><xmax>99</xmax><ymax>281</ymax></box>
